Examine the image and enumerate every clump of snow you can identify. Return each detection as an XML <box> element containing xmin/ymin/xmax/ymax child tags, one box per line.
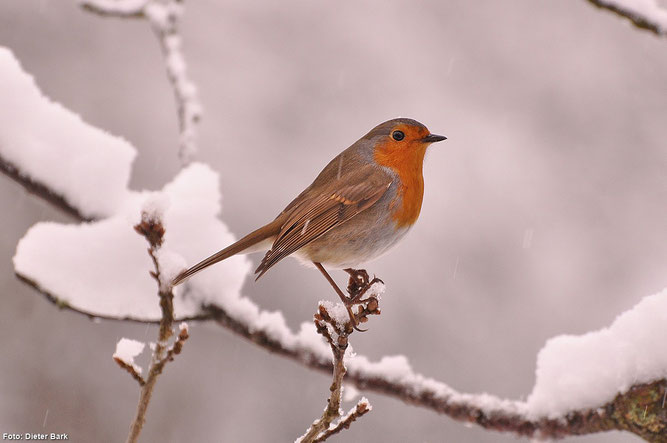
<box><xmin>140</xmin><ymin>192</ymin><xmax>170</xmax><ymax>224</ymax></box>
<box><xmin>14</xmin><ymin>163</ymin><xmax>249</xmax><ymax>320</ymax></box>
<box><xmin>178</xmin><ymin>322</ymin><xmax>188</xmax><ymax>334</ymax></box>
<box><xmin>366</xmin><ymin>281</ymin><xmax>385</xmax><ymax>299</ymax></box>
<box><xmin>113</xmin><ymin>338</ymin><xmax>146</xmax><ymax>374</ymax></box>
<box><xmin>0</xmin><ymin>47</ymin><xmax>136</xmax><ymax>218</ymax></box>
<box><xmin>319</xmin><ymin>300</ymin><xmax>350</xmax><ymax>328</ymax></box>
<box><xmin>526</xmin><ymin>288</ymin><xmax>667</xmax><ymax>418</ymax></box>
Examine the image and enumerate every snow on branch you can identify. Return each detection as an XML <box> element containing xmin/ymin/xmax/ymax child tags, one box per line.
<box><xmin>205</xmin><ymin>289</ymin><xmax>667</xmax><ymax>441</ymax></box>
<box><xmin>80</xmin><ymin>0</ymin><xmax>202</xmax><ymax>164</ymax></box>
<box><xmin>80</xmin><ymin>0</ymin><xmax>148</xmax><ymax>17</ymax></box>
<box><xmin>13</xmin><ymin>163</ymin><xmax>251</xmax><ymax>322</ymax></box>
<box><xmin>113</xmin><ymin>338</ymin><xmax>146</xmax><ymax>385</ymax></box>
<box><xmin>0</xmin><ymin>48</ymin><xmax>136</xmax><ymax>220</ymax></box>
<box><xmin>586</xmin><ymin>0</ymin><xmax>667</xmax><ymax>36</ymax></box>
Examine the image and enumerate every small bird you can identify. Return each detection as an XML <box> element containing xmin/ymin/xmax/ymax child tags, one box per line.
<box><xmin>172</xmin><ymin>118</ymin><xmax>446</xmax><ymax>326</ymax></box>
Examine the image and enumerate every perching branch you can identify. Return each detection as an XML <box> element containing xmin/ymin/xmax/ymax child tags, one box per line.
<box><xmin>80</xmin><ymin>0</ymin><xmax>202</xmax><ymax>165</ymax></box>
<box><xmin>123</xmin><ymin>212</ymin><xmax>190</xmax><ymax>443</ymax></box>
<box><xmin>297</xmin><ymin>273</ymin><xmax>380</xmax><ymax>442</ymax></box>
<box><xmin>585</xmin><ymin>0</ymin><xmax>667</xmax><ymax>36</ymax></box>
<box><xmin>207</xmin><ymin>294</ymin><xmax>667</xmax><ymax>441</ymax></box>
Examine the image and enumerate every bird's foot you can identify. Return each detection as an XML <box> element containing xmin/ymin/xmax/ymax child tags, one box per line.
<box><xmin>342</xmin><ymin>268</ymin><xmax>383</xmax><ymax>331</ymax></box>
<box><xmin>343</xmin><ymin>268</ymin><xmax>384</xmax><ymax>303</ymax></box>
<box><xmin>312</xmin><ymin>262</ymin><xmax>381</xmax><ymax>333</ymax></box>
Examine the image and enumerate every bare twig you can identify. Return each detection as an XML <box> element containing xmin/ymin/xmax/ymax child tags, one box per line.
<box><xmin>313</xmin><ymin>399</ymin><xmax>371</xmax><ymax>443</ymax></box>
<box><xmin>113</xmin><ymin>356</ymin><xmax>146</xmax><ymax>387</ymax></box>
<box><xmin>80</xmin><ymin>0</ymin><xmax>202</xmax><ymax>164</ymax></box>
<box><xmin>298</xmin><ymin>271</ymin><xmax>380</xmax><ymax>443</ymax></box>
<box><xmin>585</xmin><ymin>0</ymin><xmax>667</xmax><ymax>36</ymax></box>
<box><xmin>124</xmin><ymin>212</ymin><xmax>189</xmax><ymax>443</ymax></box>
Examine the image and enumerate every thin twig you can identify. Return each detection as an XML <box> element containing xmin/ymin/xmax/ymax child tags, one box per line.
<box><xmin>124</xmin><ymin>213</ymin><xmax>189</xmax><ymax>443</ymax></box>
<box><xmin>298</xmin><ymin>272</ymin><xmax>380</xmax><ymax>442</ymax></box>
<box><xmin>113</xmin><ymin>356</ymin><xmax>146</xmax><ymax>387</ymax></box>
<box><xmin>313</xmin><ymin>399</ymin><xmax>371</xmax><ymax>443</ymax></box>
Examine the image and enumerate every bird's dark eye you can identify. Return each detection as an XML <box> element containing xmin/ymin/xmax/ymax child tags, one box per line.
<box><xmin>392</xmin><ymin>130</ymin><xmax>405</xmax><ymax>141</ymax></box>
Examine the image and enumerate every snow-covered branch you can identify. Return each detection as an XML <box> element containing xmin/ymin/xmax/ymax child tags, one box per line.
<box><xmin>206</xmin><ymin>299</ymin><xmax>667</xmax><ymax>441</ymax></box>
<box><xmin>81</xmin><ymin>0</ymin><xmax>202</xmax><ymax>164</ymax></box>
<box><xmin>79</xmin><ymin>0</ymin><xmax>147</xmax><ymax>18</ymax></box>
<box><xmin>0</xmin><ymin>47</ymin><xmax>136</xmax><ymax>220</ymax></box>
<box><xmin>0</xmin><ymin>157</ymin><xmax>94</xmax><ymax>222</ymax></box>
<box><xmin>585</xmin><ymin>0</ymin><xmax>667</xmax><ymax>36</ymax></box>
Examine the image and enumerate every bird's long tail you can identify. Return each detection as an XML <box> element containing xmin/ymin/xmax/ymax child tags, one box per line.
<box><xmin>171</xmin><ymin>217</ymin><xmax>283</xmax><ymax>286</ymax></box>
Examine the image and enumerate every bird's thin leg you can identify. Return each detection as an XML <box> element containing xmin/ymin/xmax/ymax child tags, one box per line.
<box><xmin>314</xmin><ymin>262</ymin><xmax>365</xmax><ymax>332</ymax></box>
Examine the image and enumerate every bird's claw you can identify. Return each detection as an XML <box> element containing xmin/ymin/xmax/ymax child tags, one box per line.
<box><xmin>339</xmin><ymin>268</ymin><xmax>383</xmax><ymax>331</ymax></box>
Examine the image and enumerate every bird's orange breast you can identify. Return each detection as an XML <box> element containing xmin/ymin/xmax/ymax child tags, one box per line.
<box><xmin>373</xmin><ymin>141</ymin><xmax>427</xmax><ymax>228</ymax></box>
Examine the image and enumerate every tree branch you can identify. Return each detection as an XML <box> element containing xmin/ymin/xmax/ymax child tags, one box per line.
<box><xmin>312</xmin><ymin>399</ymin><xmax>371</xmax><ymax>443</ymax></box>
<box><xmin>14</xmin><ymin>271</ymin><xmax>212</xmax><ymax>323</ymax></box>
<box><xmin>123</xmin><ymin>212</ymin><xmax>190</xmax><ymax>443</ymax></box>
<box><xmin>298</xmin><ymin>275</ymin><xmax>380</xmax><ymax>442</ymax></box>
<box><xmin>79</xmin><ymin>0</ymin><xmax>147</xmax><ymax>18</ymax></box>
<box><xmin>585</xmin><ymin>0</ymin><xmax>667</xmax><ymax>36</ymax></box>
<box><xmin>80</xmin><ymin>0</ymin><xmax>202</xmax><ymax>164</ymax></box>
<box><xmin>0</xmin><ymin>155</ymin><xmax>93</xmax><ymax>222</ymax></box>
<box><xmin>113</xmin><ymin>355</ymin><xmax>146</xmax><ymax>387</ymax></box>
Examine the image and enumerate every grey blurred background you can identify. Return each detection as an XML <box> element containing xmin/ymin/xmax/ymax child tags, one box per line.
<box><xmin>1</xmin><ymin>0</ymin><xmax>666</xmax><ymax>442</ymax></box>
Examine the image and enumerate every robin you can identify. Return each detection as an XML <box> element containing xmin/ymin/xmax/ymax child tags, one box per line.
<box><xmin>172</xmin><ymin>118</ymin><xmax>446</xmax><ymax>327</ymax></box>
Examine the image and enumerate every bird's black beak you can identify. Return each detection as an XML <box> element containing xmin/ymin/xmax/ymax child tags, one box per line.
<box><xmin>422</xmin><ymin>133</ymin><xmax>447</xmax><ymax>143</ymax></box>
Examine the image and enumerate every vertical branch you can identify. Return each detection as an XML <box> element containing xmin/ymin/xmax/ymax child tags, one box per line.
<box><xmin>144</xmin><ymin>0</ymin><xmax>202</xmax><ymax>165</ymax></box>
<box><xmin>80</xmin><ymin>0</ymin><xmax>202</xmax><ymax>165</ymax></box>
<box><xmin>297</xmin><ymin>272</ymin><xmax>381</xmax><ymax>443</ymax></box>
<box><xmin>123</xmin><ymin>213</ymin><xmax>189</xmax><ymax>443</ymax></box>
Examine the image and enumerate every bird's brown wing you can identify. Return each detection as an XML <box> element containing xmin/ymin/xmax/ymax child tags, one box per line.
<box><xmin>255</xmin><ymin>164</ymin><xmax>393</xmax><ymax>278</ymax></box>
